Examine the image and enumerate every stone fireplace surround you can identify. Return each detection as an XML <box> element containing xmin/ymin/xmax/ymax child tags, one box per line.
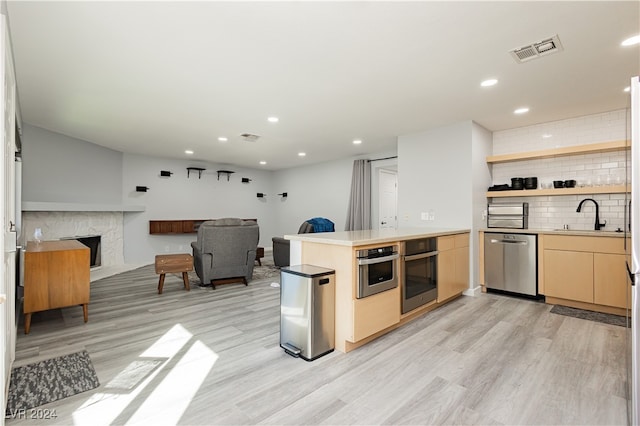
<box><xmin>22</xmin><ymin>211</ymin><xmax>124</xmax><ymax>267</ymax></box>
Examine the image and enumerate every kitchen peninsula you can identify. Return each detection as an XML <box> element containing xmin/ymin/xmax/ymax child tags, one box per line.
<box><xmin>285</xmin><ymin>228</ymin><xmax>470</xmax><ymax>353</ymax></box>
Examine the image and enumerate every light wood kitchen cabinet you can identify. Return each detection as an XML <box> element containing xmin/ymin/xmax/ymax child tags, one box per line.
<box><xmin>23</xmin><ymin>240</ymin><xmax>90</xmax><ymax>334</ymax></box>
<box><xmin>352</xmin><ymin>287</ymin><xmax>400</xmax><ymax>342</ymax></box>
<box><xmin>437</xmin><ymin>233</ymin><xmax>469</xmax><ymax>302</ymax></box>
<box><xmin>594</xmin><ymin>253</ymin><xmax>628</xmax><ymax>308</ymax></box>
<box><xmin>295</xmin><ymin>230</ymin><xmax>471</xmax><ymax>353</ymax></box>
<box><xmin>542</xmin><ymin>234</ymin><xmax>627</xmax><ymax>314</ymax></box>
<box><xmin>300</xmin><ymin>240</ymin><xmax>401</xmax><ymax>349</ymax></box>
<box><xmin>544</xmin><ymin>250</ymin><xmax>594</xmax><ymax>303</ymax></box>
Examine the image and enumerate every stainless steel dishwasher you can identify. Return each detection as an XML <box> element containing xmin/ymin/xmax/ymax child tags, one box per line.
<box><xmin>484</xmin><ymin>232</ymin><xmax>538</xmax><ymax>297</ymax></box>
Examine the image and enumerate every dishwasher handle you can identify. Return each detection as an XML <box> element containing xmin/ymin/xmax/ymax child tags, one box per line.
<box><xmin>489</xmin><ymin>238</ymin><xmax>529</xmax><ymax>245</ymax></box>
<box><xmin>404</xmin><ymin>251</ymin><xmax>438</xmax><ymax>261</ymax></box>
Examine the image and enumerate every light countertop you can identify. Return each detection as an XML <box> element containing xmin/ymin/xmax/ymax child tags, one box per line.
<box><xmin>284</xmin><ymin>227</ymin><xmax>470</xmax><ymax>247</ymax></box>
<box><xmin>481</xmin><ymin>228</ymin><xmax>627</xmax><ymax>238</ymax></box>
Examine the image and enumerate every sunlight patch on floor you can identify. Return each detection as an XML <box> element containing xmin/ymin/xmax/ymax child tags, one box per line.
<box><xmin>71</xmin><ymin>324</ymin><xmax>212</xmax><ymax>425</ymax></box>
<box><xmin>127</xmin><ymin>340</ymin><xmax>218</xmax><ymax>425</ymax></box>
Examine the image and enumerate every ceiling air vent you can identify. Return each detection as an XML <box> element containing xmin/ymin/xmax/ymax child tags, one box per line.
<box><xmin>240</xmin><ymin>133</ymin><xmax>260</xmax><ymax>142</ymax></box>
<box><xmin>510</xmin><ymin>35</ymin><xmax>563</xmax><ymax>63</ymax></box>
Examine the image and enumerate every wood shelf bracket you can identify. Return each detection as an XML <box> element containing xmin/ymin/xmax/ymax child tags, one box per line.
<box><xmin>187</xmin><ymin>167</ymin><xmax>205</xmax><ymax>179</ymax></box>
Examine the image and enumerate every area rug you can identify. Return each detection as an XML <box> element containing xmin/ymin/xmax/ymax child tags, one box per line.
<box><xmin>550</xmin><ymin>305</ymin><xmax>627</xmax><ymax>327</ymax></box>
<box><xmin>5</xmin><ymin>350</ymin><xmax>100</xmax><ymax>414</ymax></box>
<box><xmin>189</xmin><ymin>261</ymin><xmax>280</xmax><ymax>286</ymax></box>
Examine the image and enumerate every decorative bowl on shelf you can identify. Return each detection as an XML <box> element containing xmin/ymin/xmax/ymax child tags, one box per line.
<box><xmin>523</xmin><ymin>177</ymin><xmax>538</xmax><ymax>190</ymax></box>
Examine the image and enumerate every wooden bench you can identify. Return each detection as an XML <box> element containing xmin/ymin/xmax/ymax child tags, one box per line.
<box><xmin>155</xmin><ymin>254</ymin><xmax>193</xmax><ymax>294</ymax></box>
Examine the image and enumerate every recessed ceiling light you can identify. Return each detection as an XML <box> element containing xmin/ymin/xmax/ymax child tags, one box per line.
<box><xmin>480</xmin><ymin>79</ymin><xmax>498</xmax><ymax>87</ymax></box>
<box><xmin>259</xmin><ymin>161</ymin><xmax>267</xmax><ymax>165</ymax></box>
<box><xmin>542</xmin><ymin>133</ymin><xmax>553</xmax><ymax>139</ymax></box>
<box><xmin>218</xmin><ymin>137</ymin><xmax>228</xmax><ymax>142</ymax></box>
<box><xmin>514</xmin><ymin>107</ymin><xmax>529</xmax><ymax>114</ymax></box>
<box><xmin>624</xmin><ymin>86</ymin><xmax>631</xmax><ymax>93</ymax></box>
<box><xmin>353</xmin><ymin>139</ymin><xmax>362</xmax><ymax>145</ymax></box>
<box><xmin>621</xmin><ymin>35</ymin><xmax>640</xmax><ymax>46</ymax></box>
<box><xmin>298</xmin><ymin>152</ymin><xmax>306</xmax><ymax>157</ymax></box>
<box><xmin>268</xmin><ymin>117</ymin><xmax>279</xmax><ymax>123</ymax></box>
<box><xmin>185</xmin><ymin>150</ymin><xmax>194</xmax><ymax>155</ymax></box>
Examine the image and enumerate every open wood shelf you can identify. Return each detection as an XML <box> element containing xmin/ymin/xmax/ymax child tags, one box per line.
<box><xmin>149</xmin><ymin>220</ymin><xmax>208</xmax><ymax>234</ymax></box>
<box><xmin>486</xmin><ymin>140</ymin><xmax>629</xmax><ymax>164</ymax></box>
<box><xmin>149</xmin><ymin>218</ymin><xmax>258</xmax><ymax>234</ymax></box>
<box><xmin>486</xmin><ymin>185</ymin><xmax>628</xmax><ymax>198</ymax></box>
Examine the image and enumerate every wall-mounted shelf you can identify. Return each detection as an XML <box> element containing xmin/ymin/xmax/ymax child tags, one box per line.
<box><xmin>149</xmin><ymin>220</ymin><xmax>208</xmax><ymax>234</ymax></box>
<box><xmin>487</xmin><ymin>185</ymin><xmax>628</xmax><ymax>198</ymax></box>
<box><xmin>187</xmin><ymin>167</ymin><xmax>205</xmax><ymax>178</ymax></box>
<box><xmin>486</xmin><ymin>140</ymin><xmax>629</xmax><ymax>164</ymax></box>
<box><xmin>149</xmin><ymin>218</ymin><xmax>258</xmax><ymax>234</ymax></box>
<box><xmin>217</xmin><ymin>170</ymin><xmax>235</xmax><ymax>181</ymax></box>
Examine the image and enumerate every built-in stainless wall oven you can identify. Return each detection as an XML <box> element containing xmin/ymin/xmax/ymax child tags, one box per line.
<box><xmin>402</xmin><ymin>238</ymin><xmax>438</xmax><ymax>314</ymax></box>
<box><xmin>356</xmin><ymin>245</ymin><xmax>399</xmax><ymax>298</ymax></box>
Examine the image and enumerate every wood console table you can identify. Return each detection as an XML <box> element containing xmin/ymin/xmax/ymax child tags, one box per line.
<box><xmin>23</xmin><ymin>240</ymin><xmax>90</xmax><ymax>334</ymax></box>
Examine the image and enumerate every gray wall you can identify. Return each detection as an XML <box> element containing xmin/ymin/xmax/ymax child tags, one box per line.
<box><xmin>21</xmin><ymin>124</ymin><xmax>123</xmax><ymax>203</ymax></box>
<box><xmin>397</xmin><ymin>120</ymin><xmax>492</xmax><ymax>289</ymax></box>
<box><xmin>273</xmin><ymin>154</ymin><xmax>368</xmax><ymax>234</ymax></box>
<box><xmin>121</xmin><ymin>153</ymin><xmax>277</xmax><ymax>263</ymax></box>
<box><xmin>19</xmin><ymin>123</ymin><xmax>401</xmax><ymax>265</ymax></box>
<box><xmin>471</xmin><ymin>122</ymin><xmax>493</xmax><ymax>289</ymax></box>
<box><xmin>397</xmin><ymin>121</ymin><xmax>474</xmax><ymax>228</ymax></box>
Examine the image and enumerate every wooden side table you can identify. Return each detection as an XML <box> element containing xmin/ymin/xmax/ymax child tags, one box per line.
<box><xmin>155</xmin><ymin>254</ymin><xmax>193</xmax><ymax>294</ymax></box>
<box><xmin>23</xmin><ymin>240</ymin><xmax>90</xmax><ymax>334</ymax></box>
<box><xmin>255</xmin><ymin>247</ymin><xmax>265</xmax><ymax>266</ymax></box>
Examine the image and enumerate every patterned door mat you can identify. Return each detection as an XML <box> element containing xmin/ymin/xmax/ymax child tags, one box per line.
<box><xmin>5</xmin><ymin>350</ymin><xmax>100</xmax><ymax>414</ymax></box>
<box><xmin>550</xmin><ymin>305</ymin><xmax>628</xmax><ymax>327</ymax></box>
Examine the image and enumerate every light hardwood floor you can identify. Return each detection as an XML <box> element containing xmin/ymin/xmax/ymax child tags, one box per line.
<box><xmin>7</xmin><ymin>256</ymin><xmax>629</xmax><ymax>425</ymax></box>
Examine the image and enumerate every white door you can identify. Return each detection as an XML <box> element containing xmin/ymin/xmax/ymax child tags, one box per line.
<box><xmin>1</xmin><ymin>15</ymin><xmax>17</xmax><ymax>416</ymax></box>
<box><xmin>378</xmin><ymin>169</ymin><xmax>397</xmax><ymax>229</ymax></box>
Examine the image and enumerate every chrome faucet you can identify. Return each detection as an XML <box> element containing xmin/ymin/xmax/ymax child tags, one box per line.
<box><xmin>576</xmin><ymin>198</ymin><xmax>606</xmax><ymax>230</ymax></box>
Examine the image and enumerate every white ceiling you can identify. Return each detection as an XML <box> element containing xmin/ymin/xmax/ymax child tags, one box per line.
<box><xmin>6</xmin><ymin>1</ymin><xmax>640</xmax><ymax>170</ymax></box>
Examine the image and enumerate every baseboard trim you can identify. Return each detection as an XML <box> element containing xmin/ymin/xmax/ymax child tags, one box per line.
<box><xmin>463</xmin><ymin>286</ymin><xmax>482</xmax><ymax>297</ymax></box>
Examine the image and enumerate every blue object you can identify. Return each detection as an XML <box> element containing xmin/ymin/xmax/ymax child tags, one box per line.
<box><xmin>307</xmin><ymin>217</ymin><xmax>335</xmax><ymax>233</ymax></box>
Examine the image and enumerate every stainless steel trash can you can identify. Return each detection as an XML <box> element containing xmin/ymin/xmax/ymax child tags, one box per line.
<box><xmin>280</xmin><ymin>264</ymin><xmax>335</xmax><ymax>361</ymax></box>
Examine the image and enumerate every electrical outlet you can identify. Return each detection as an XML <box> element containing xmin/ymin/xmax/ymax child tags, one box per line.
<box><xmin>421</xmin><ymin>212</ymin><xmax>428</xmax><ymax>220</ymax></box>
<box><xmin>482</xmin><ymin>210</ymin><xmax>487</xmax><ymax>220</ymax></box>
<box><xmin>428</xmin><ymin>210</ymin><xmax>435</xmax><ymax>221</ymax></box>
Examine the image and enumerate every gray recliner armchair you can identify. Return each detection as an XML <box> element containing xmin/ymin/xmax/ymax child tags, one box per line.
<box><xmin>191</xmin><ymin>218</ymin><xmax>259</xmax><ymax>288</ymax></box>
<box><xmin>272</xmin><ymin>218</ymin><xmax>334</xmax><ymax>267</ymax></box>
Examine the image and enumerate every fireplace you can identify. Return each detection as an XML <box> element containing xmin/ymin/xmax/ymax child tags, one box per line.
<box><xmin>22</xmin><ymin>211</ymin><xmax>124</xmax><ymax>267</ymax></box>
<box><xmin>61</xmin><ymin>235</ymin><xmax>101</xmax><ymax>268</ymax></box>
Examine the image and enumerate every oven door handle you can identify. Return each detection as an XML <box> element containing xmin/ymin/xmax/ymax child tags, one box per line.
<box><xmin>404</xmin><ymin>251</ymin><xmax>439</xmax><ymax>261</ymax></box>
<box><xmin>357</xmin><ymin>253</ymin><xmax>399</xmax><ymax>265</ymax></box>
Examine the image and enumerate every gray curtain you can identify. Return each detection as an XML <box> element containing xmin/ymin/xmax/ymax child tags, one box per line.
<box><xmin>345</xmin><ymin>159</ymin><xmax>371</xmax><ymax>231</ymax></box>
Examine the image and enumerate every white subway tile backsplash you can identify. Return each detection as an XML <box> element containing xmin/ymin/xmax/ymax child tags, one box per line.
<box><xmin>490</xmin><ymin>108</ymin><xmax>629</xmax><ymax>231</ymax></box>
